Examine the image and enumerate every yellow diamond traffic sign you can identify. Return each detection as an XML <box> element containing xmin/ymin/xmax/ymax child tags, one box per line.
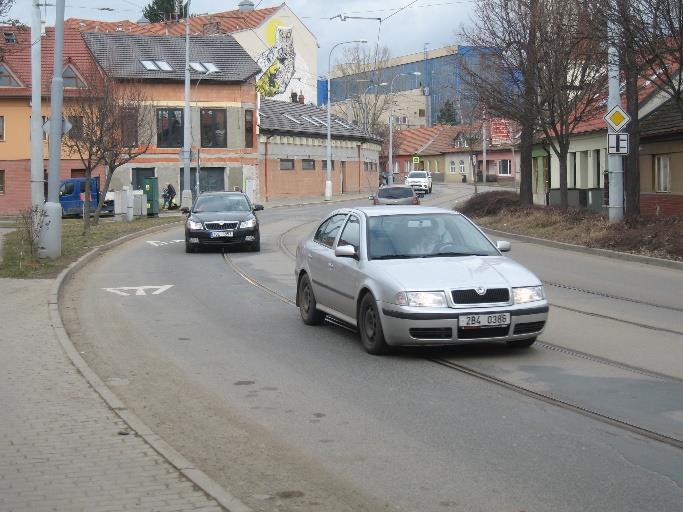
<box><xmin>604</xmin><ymin>105</ymin><xmax>631</xmax><ymax>132</ymax></box>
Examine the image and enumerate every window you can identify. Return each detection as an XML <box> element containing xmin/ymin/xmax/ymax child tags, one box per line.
<box><xmin>314</xmin><ymin>214</ymin><xmax>347</xmax><ymax>248</ymax></box>
<box><xmin>322</xmin><ymin>160</ymin><xmax>335</xmax><ymax>170</ymax></box>
<box><xmin>655</xmin><ymin>155</ymin><xmax>670</xmax><ymax>192</ymax></box>
<box><xmin>449</xmin><ymin>160</ymin><xmax>456</xmax><ymax>174</ymax></box>
<box><xmin>67</xmin><ymin>116</ymin><xmax>83</xmax><ymax>139</ymax></box>
<box><xmin>156</xmin><ymin>108</ymin><xmax>183</xmax><ymax>148</ymax></box>
<box><xmin>0</xmin><ymin>116</ymin><xmax>4</xmax><ymax>141</ymax></box>
<box><xmin>425</xmin><ymin>160</ymin><xmax>430</xmax><ymax>172</ymax></box>
<box><xmin>460</xmin><ymin>160</ymin><xmax>465</xmax><ymax>173</ymax></box>
<box><xmin>280</xmin><ymin>159</ymin><xmax>295</xmax><ymax>170</ymax></box>
<box><xmin>338</xmin><ymin>215</ymin><xmax>360</xmax><ymax>253</ymax></box>
<box><xmin>4</xmin><ymin>32</ymin><xmax>16</xmax><ymax>44</ymax></box>
<box><xmin>70</xmin><ymin>169</ymin><xmax>86</xmax><ymax>178</ymax></box>
<box><xmin>434</xmin><ymin>161</ymin><xmax>438</xmax><ymax>173</ymax></box>
<box><xmin>121</xmin><ymin>108</ymin><xmax>139</xmax><ymax>147</ymax></box>
<box><xmin>418</xmin><ymin>109</ymin><xmax>426</xmax><ymax>117</ymax></box>
<box><xmin>302</xmin><ymin>159</ymin><xmax>315</xmax><ymax>170</ymax></box>
<box><xmin>141</xmin><ymin>60</ymin><xmax>158</xmax><ymax>70</ymax></box>
<box><xmin>499</xmin><ymin>159</ymin><xmax>511</xmax><ymax>175</ymax></box>
<box><xmin>0</xmin><ymin>169</ymin><xmax>4</xmax><ymax>193</ymax></box>
<box><xmin>59</xmin><ymin>181</ymin><xmax>75</xmax><ymax>196</ymax></box>
<box><xmin>200</xmin><ymin>108</ymin><xmax>227</xmax><ymax>148</ymax></box>
<box><xmin>203</xmin><ymin>63</ymin><xmax>220</xmax><ymax>73</ymax></box>
<box><xmin>190</xmin><ymin>62</ymin><xmax>207</xmax><ymax>73</ymax></box>
<box><xmin>62</xmin><ymin>65</ymin><xmax>85</xmax><ymax>88</ymax></box>
<box><xmin>244</xmin><ymin>110</ymin><xmax>254</xmax><ymax>148</ymax></box>
<box><xmin>41</xmin><ymin>116</ymin><xmax>48</xmax><ymax>141</ymax></box>
<box><xmin>154</xmin><ymin>60</ymin><xmax>173</xmax><ymax>71</ymax></box>
<box><xmin>0</xmin><ymin>64</ymin><xmax>19</xmax><ymax>87</ymax></box>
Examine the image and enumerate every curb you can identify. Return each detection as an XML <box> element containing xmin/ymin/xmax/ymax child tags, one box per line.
<box><xmin>48</xmin><ymin>221</ymin><xmax>252</xmax><ymax>512</ymax></box>
<box><xmin>482</xmin><ymin>226</ymin><xmax>683</xmax><ymax>270</ymax></box>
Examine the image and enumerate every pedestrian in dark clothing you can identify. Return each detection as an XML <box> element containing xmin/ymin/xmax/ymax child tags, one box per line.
<box><xmin>163</xmin><ymin>183</ymin><xmax>176</xmax><ymax>209</ymax></box>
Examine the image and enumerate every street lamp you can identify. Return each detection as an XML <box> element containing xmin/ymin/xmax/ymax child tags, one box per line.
<box><xmin>326</xmin><ymin>39</ymin><xmax>367</xmax><ymax>200</ymax></box>
<box><xmin>388</xmin><ymin>71</ymin><xmax>421</xmax><ymax>185</ymax></box>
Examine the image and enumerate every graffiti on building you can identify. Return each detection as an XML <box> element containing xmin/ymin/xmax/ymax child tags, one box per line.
<box><xmin>256</xmin><ymin>24</ymin><xmax>296</xmax><ymax>97</ymax></box>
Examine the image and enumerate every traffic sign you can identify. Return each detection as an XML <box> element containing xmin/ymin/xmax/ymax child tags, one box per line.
<box><xmin>42</xmin><ymin>117</ymin><xmax>73</xmax><ymax>135</ymax></box>
<box><xmin>608</xmin><ymin>133</ymin><xmax>629</xmax><ymax>155</ymax></box>
<box><xmin>412</xmin><ymin>156</ymin><xmax>420</xmax><ymax>164</ymax></box>
<box><xmin>604</xmin><ymin>105</ymin><xmax>631</xmax><ymax>132</ymax></box>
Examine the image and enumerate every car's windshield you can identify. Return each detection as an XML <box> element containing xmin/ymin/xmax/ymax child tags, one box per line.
<box><xmin>193</xmin><ymin>195</ymin><xmax>251</xmax><ymax>212</ymax></box>
<box><xmin>408</xmin><ymin>172</ymin><xmax>427</xmax><ymax>178</ymax></box>
<box><xmin>367</xmin><ymin>213</ymin><xmax>498</xmax><ymax>260</ymax></box>
<box><xmin>377</xmin><ymin>187</ymin><xmax>414</xmax><ymax>199</ymax></box>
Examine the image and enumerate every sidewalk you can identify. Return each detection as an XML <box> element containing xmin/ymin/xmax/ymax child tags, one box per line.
<box><xmin>0</xmin><ymin>278</ymin><xmax>226</xmax><ymax>512</ymax></box>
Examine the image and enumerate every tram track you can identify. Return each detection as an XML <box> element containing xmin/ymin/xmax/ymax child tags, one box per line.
<box><xmin>222</xmin><ymin>247</ymin><xmax>683</xmax><ymax>451</ymax></box>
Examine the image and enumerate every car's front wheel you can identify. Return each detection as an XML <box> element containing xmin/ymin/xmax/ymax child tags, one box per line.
<box><xmin>359</xmin><ymin>293</ymin><xmax>389</xmax><ymax>355</ymax></box>
<box><xmin>250</xmin><ymin>234</ymin><xmax>261</xmax><ymax>252</ymax></box>
<box><xmin>298</xmin><ymin>274</ymin><xmax>325</xmax><ymax>325</ymax></box>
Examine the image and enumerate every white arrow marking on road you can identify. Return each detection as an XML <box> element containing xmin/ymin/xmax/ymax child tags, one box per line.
<box><xmin>102</xmin><ymin>285</ymin><xmax>174</xmax><ymax>296</ymax></box>
<box><xmin>147</xmin><ymin>240</ymin><xmax>184</xmax><ymax>247</ymax></box>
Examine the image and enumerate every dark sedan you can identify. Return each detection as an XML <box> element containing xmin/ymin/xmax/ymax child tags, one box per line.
<box><xmin>182</xmin><ymin>192</ymin><xmax>264</xmax><ymax>253</ymax></box>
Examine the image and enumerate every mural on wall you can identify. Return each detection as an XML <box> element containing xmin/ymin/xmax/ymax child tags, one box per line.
<box><xmin>256</xmin><ymin>22</ymin><xmax>296</xmax><ymax>97</ymax></box>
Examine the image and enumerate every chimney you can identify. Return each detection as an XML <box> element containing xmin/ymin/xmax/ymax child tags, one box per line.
<box><xmin>298</xmin><ymin>93</ymin><xmax>305</xmax><ymax>104</ymax></box>
<box><xmin>291</xmin><ymin>91</ymin><xmax>298</xmax><ymax>103</ymax></box>
<box><xmin>238</xmin><ymin>0</ymin><xmax>255</xmax><ymax>12</ymax></box>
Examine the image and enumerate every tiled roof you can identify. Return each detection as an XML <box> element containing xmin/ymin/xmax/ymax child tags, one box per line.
<box><xmin>65</xmin><ymin>6</ymin><xmax>279</xmax><ymax>37</ymax></box>
<box><xmin>0</xmin><ymin>25</ymin><xmax>99</xmax><ymax>97</ymax></box>
<box><xmin>82</xmin><ymin>32</ymin><xmax>260</xmax><ymax>82</ymax></box>
<box><xmin>393</xmin><ymin>125</ymin><xmax>473</xmax><ymax>156</ymax></box>
<box><xmin>259</xmin><ymin>98</ymin><xmax>380</xmax><ymax>142</ymax></box>
<box><xmin>640</xmin><ymin>98</ymin><xmax>683</xmax><ymax>138</ymax></box>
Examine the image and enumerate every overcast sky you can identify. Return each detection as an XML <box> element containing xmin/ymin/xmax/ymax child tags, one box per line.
<box><xmin>12</xmin><ymin>0</ymin><xmax>474</xmax><ymax>74</ymax></box>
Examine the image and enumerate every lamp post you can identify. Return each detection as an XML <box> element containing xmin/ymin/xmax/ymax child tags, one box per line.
<box><xmin>181</xmin><ymin>0</ymin><xmax>193</xmax><ymax>209</ymax></box>
<box><xmin>326</xmin><ymin>39</ymin><xmax>367</xmax><ymax>200</ymax></box>
<box><xmin>388</xmin><ymin>71</ymin><xmax>421</xmax><ymax>185</ymax></box>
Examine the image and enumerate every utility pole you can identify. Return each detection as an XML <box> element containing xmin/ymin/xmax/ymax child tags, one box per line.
<box><xmin>30</xmin><ymin>0</ymin><xmax>43</xmax><ymax>209</ymax></box>
<box><xmin>181</xmin><ymin>0</ymin><xmax>193</xmax><ymax>208</ymax></box>
<box><xmin>40</xmin><ymin>0</ymin><xmax>66</xmax><ymax>259</ymax></box>
<box><xmin>607</xmin><ymin>7</ymin><xmax>624</xmax><ymax>222</ymax></box>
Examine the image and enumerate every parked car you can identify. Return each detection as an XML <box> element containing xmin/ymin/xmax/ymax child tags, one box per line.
<box><xmin>182</xmin><ymin>192</ymin><xmax>263</xmax><ymax>253</ymax></box>
<box><xmin>404</xmin><ymin>171</ymin><xmax>432</xmax><ymax>194</ymax></box>
<box><xmin>295</xmin><ymin>206</ymin><xmax>548</xmax><ymax>354</ymax></box>
<box><xmin>59</xmin><ymin>176</ymin><xmax>114</xmax><ymax>217</ymax></box>
<box><xmin>369</xmin><ymin>185</ymin><xmax>420</xmax><ymax>205</ymax></box>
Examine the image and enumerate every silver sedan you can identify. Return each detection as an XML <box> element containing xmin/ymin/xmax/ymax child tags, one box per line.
<box><xmin>295</xmin><ymin>206</ymin><xmax>548</xmax><ymax>354</ymax></box>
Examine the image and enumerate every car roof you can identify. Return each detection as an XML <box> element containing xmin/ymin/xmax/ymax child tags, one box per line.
<box><xmin>197</xmin><ymin>191</ymin><xmax>247</xmax><ymax>197</ymax></box>
<box><xmin>378</xmin><ymin>184</ymin><xmax>413</xmax><ymax>189</ymax></box>
<box><xmin>349</xmin><ymin>206</ymin><xmax>460</xmax><ymax>217</ymax></box>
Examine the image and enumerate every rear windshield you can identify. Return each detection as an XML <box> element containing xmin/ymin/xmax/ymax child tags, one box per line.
<box><xmin>408</xmin><ymin>171</ymin><xmax>427</xmax><ymax>178</ymax></box>
<box><xmin>377</xmin><ymin>187</ymin><xmax>414</xmax><ymax>199</ymax></box>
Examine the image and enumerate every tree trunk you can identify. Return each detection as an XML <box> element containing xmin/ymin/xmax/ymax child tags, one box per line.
<box><xmin>93</xmin><ymin>164</ymin><xmax>116</xmax><ymax>225</ymax></box>
<box><xmin>518</xmin><ymin>123</ymin><xmax>534</xmax><ymax>205</ymax></box>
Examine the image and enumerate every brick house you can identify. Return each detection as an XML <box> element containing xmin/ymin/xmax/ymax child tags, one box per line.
<box><xmin>0</xmin><ymin>26</ymin><xmax>104</xmax><ymax>215</ymax></box>
<box><xmin>257</xmin><ymin>98</ymin><xmax>381</xmax><ymax>200</ymax></box>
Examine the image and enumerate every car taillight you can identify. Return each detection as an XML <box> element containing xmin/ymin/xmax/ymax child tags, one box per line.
<box><xmin>373</xmin><ymin>197</ymin><xmax>380</xmax><ymax>205</ymax></box>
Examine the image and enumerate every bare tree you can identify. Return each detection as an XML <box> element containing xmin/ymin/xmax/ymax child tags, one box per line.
<box><xmin>535</xmin><ymin>0</ymin><xmax>608</xmax><ymax>208</ymax></box>
<box><xmin>333</xmin><ymin>45</ymin><xmax>393</xmax><ymax>136</ymax></box>
<box><xmin>460</xmin><ymin>0</ymin><xmax>539</xmax><ymax>206</ymax></box>
<box><xmin>63</xmin><ymin>77</ymin><xmax>153</xmax><ymax>233</ymax></box>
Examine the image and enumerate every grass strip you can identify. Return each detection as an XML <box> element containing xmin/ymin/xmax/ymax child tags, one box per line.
<box><xmin>0</xmin><ymin>216</ymin><xmax>181</xmax><ymax>279</ymax></box>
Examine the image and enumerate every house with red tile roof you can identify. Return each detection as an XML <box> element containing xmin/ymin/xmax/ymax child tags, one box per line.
<box><xmin>65</xmin><ymin>1</ymin><xmax>318</xmax><ymax>105</ymax></box>
<box><xmin>388</xmin><ymin>121</ymin><xmax>519</xmax><ymax>185</ymax></box>
<box><xmin>532</xmin><ymin>74</ymin><xmax>683</xmax><ymax>216</ymax></box>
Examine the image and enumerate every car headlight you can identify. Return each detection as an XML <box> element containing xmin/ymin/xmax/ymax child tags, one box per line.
<box><xmin>240</xmin><ymin>218</ymin><xmax>257</xmax><ymax>229</ymax></box>
<box><xmin>394</xmin><ymin>291</ymin><xmax>447</xmax><ymax>307</ymax></box>
<box><xmin>513</xmin><ymin>286</ymin><xmax>545</xmax><ymax>304</ymax></box>
<box><xmin>187</xmin><ymin>219</ymin><xmax>203</xmax><ymax>230</ymax></box>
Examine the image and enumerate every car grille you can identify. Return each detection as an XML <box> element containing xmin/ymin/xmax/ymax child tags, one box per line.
<box><xmin>409</xmin><ymin>327</ymin><xmax>453</xmax><ymax>340</ymax></box>
<box><xmin>205</xmin><ymin>221</ymin><xmax>239</xmax><ymax>231</ymax></box>
<box><xmin>452</xmin><ymin>288</ymin><xmax>510</xmax><ymax>305</ymax></box>
<box><xmin>513</xmin><ymin>321</ymin><xmax>546</xmax><ymax>335</ymax></box>
<box><xmin>457</xmin><ymin>326</ymin><xmax>510</xmax><ymax>339</ymax></box>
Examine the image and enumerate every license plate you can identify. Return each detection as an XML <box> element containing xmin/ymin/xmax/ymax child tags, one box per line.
<box><xmin>210</xmin><ymin>231</ymin><xmax>233</xmax><ymax>238</ymax></box>
<box><xmin>461</xmin><ymin>313</ymin><xmax>510</xmax><ymax>328</ymax></box>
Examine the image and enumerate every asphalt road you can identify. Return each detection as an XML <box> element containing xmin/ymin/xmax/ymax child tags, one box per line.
<box><xmin>61</xmin><ymin>184</ymin><xmax>683</xmax><ymax>512</ymax></box>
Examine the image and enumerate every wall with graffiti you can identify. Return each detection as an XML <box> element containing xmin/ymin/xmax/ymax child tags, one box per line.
<box><xmin>233</xmin><ymin>5</ymin><xmax>317</xmax><ymax>104</ymax></box>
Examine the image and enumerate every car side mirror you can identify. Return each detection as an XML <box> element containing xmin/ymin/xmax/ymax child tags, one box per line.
<box><xmin>253</xmin><ymin>204</ymin><xmax>264</xmax><ymax>211</ymax></box>
<box><xmin>496</xmin><ymin>240</ymin><xmax>511</xmax><ymax>252</ymax></box>
<box><xmin>335</xmin><ymin>244</ymin><xmax>357</xmax><ymax>258</ymax></box>
<box><xmin>180</xmin><ymin>207</ymin><xmax>190</xmax><ymax>214</ymax></box>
